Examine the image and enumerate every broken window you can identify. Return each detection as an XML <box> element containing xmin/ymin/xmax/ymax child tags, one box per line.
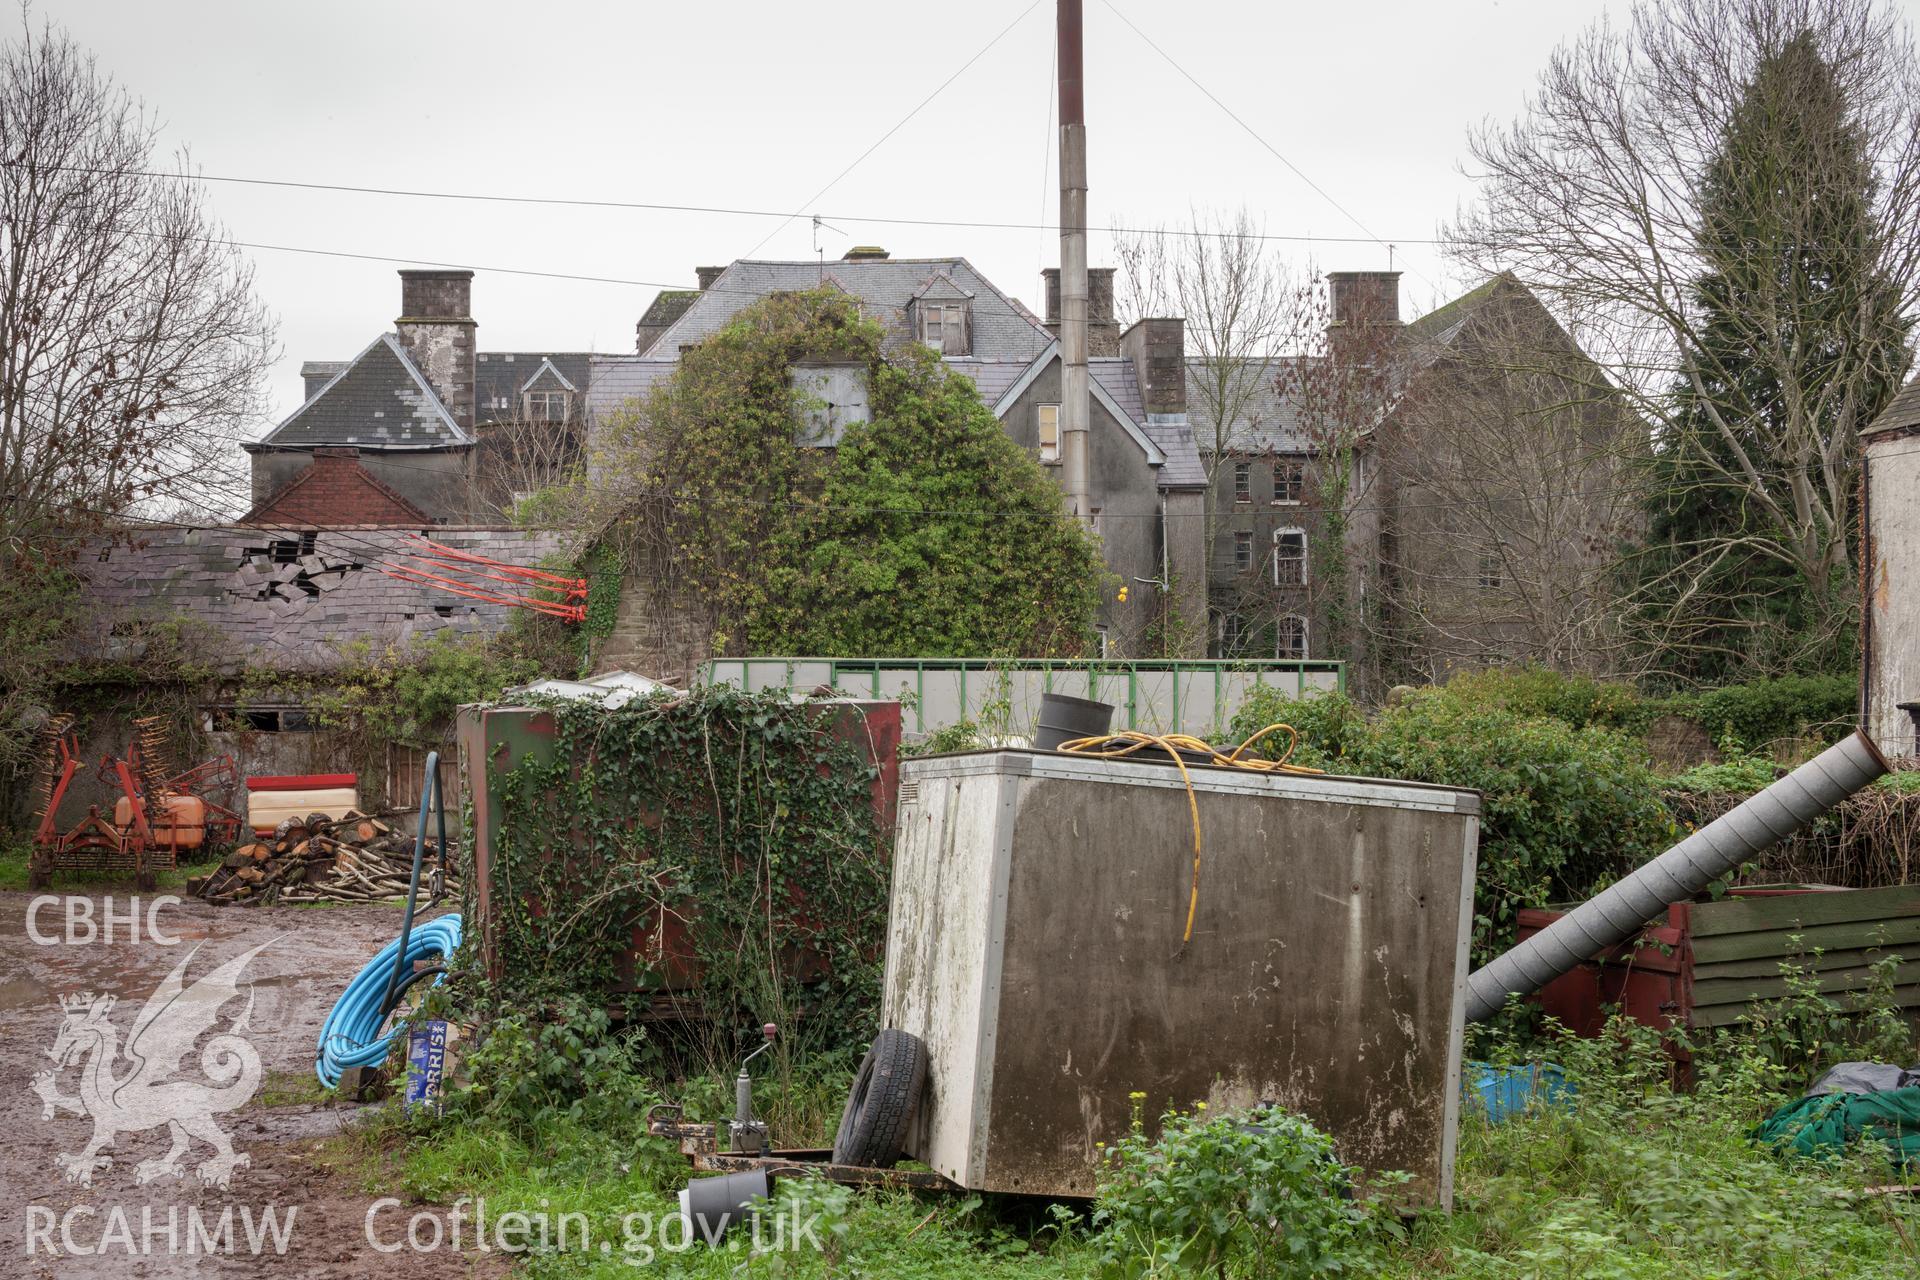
<box><xmin>918</xmin><ymin>302</ymin><xmax>971</xmax><ymax>355</ymax></box>
<box><xmin>1273</xmin><ymin>529</ymin><xmax>1308</xmax><ymax>587</ymax></box>
<box><xmin>1234</xmin><ymin>461</ymin><xmax>1251</xmax><ymax>502</ymax></box>
<box><xmin>205</xmin><ymin>706</ymin><xmax>316</xmax><ymax>733</ymax></box>
<box><xmin>1037</xmin><ymin>404</ymin><xmax>1060</xmax><ymax>463</ymax></box>
<box><xmin>1218</xmin><ymin>611</ymin><xmax>1246</xmax><ymax>656</ymax></box>
<box><xmin>1233</xmin><ymin>530</ymin><xmax>1253</xmax><ymax>572</ymax></box>
<box><xmin>1276</xmin><ymin>614</ymin><xmax>1308</xmax><ymax>660</ymax></box>
<box><xmin>1478</xmin><ymin>554</ymin><xmax>1504</xmax><ymax>589</ymax></box>
<box><xmin>1272</xmin><ymin>458</ymin><xmax>1305</xmax><ymax>504</ymax></box>
<box><xmin>526</xmin><ymin>390</ymin><xmax>570</xmax><ymax>422</ymax></box>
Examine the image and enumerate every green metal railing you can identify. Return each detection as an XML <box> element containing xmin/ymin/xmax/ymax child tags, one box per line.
<box><xmin>699</xmin><ymin>657</ymin><xmax>1345</xmax><ymax>738</ymax></box>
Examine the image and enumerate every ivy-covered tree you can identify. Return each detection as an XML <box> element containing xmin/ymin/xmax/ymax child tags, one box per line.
<box><xmin>594</xmin><ymin>289</ymin><xmax>1105</xmax><ymax>658</ymax></box>
<box><xmin>755</xmin><ymin>343</ymin><xmax>1104</xmax><ymax>656</ymax></box>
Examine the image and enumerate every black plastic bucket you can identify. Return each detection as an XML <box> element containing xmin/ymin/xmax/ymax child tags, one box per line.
<box><xmin>1034</xmin><ymin>693</ymin><xmax>1114</xmax><ymax>751</ymax></box>
<box><xmin>679</xmin><ymin>1168</ymin><xmax>773</xmax><ymax>1243</ymax></box>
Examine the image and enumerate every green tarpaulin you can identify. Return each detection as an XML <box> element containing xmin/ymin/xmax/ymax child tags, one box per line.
<box><xmin>1755</xmin><ymin>1087</ymin><xmax>1920</xmax><ymax>1167</ymax></box>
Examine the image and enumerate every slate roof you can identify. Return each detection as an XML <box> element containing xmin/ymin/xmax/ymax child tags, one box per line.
<box><xmin>944</xmin><ymin>359</ymin><xmax>1030</xmax><ymax>410</ymax></box>
<box><xmin>253</xmin><ymin>335</ymin><xmax>469</xmax><ymax>451</ymax></box>
<box><xmin>1865</xmin><ymin>372</ymin><xmax>1920</xmax><ymax>437</ymax></box>
<box><xmin>586</xmin><ymin>358</ymin><xmax>679</xmax><ymax>418</ymax></box>
<box><xmin>1190</xmin><ymin>276</ymin><xmax>1534</xmax><ymax>461</ymax></box>
<box><xmin>1188</xmin><ymin>357</ymin><xmax>1314</xmax><ymax>454</ymax></box>
<box><xmin>639</xmin><ymin>258</ymin><xmax>1052</xmax><ymax>361</ymax></box>
<box><xmin>77</xmin><ymin>527</ymin><xmax>569</xmax><ymax>673</ymax></box>
<box><xmin>476</xmin><ymin>352</ymin><xmax>593</xmax><ymax>422</ymax></box>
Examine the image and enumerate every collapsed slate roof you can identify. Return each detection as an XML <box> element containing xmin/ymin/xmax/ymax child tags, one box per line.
<box><xmin>78</xmin><ymin>526</ymin><xmax>568</xmax><ymax>673</ymax></box>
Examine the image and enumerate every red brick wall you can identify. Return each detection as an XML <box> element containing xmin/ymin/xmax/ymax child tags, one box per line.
<box><xmin>247</xmin><ymin>449</ymin><xmax>427</xmax><ymax>526</ymax></box>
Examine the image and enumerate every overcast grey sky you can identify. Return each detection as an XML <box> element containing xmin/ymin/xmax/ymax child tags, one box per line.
<box><xmin>46</xmin><ymin>0</ymin><xmax>1652</xmax><ymax>426</ymax></box>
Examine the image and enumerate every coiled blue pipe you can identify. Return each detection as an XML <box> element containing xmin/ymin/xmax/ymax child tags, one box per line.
<box><xmin>317</xmin><ymin>748</ymin><xmax>462</xmax><ymax>1088</ymax></box>
<box><xmin>316</xmin><ymin>912</ymin><xmax>462</xmax><ymax>1087</ymax></box>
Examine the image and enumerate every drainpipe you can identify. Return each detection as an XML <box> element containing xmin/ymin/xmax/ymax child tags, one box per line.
<box><xmin>1058</xmin><ymin>0</ymin><xmax>1091</xmax><ymax>525</ymax></box>
<box><xmin>1464</xmin><ymin>730</ymin><xmax>1891</xmax><ymax>1023</ymax></box>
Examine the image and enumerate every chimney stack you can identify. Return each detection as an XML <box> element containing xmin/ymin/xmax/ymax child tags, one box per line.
<box><xmin>394</xmin><ymin>270</ymin><xmax>476</xmax><ymax>432</ymax></box>
<box><xmin>696</xmin><ymin>266</ymin><xmax>727</xmax><ymax>290</ymax></box>
<box><xmin>842</xmin><ymin>246</ymin><xmax>890</xmax><ymax>261</ymax></box>
<box><xmin>1042</xmin><ymin>266</ymin><xmax>1119</xmax><ymax>356</ymax></box>
<box><xmin>1326</xmin><ymin>270</ymin><xmax>1402</xmax><ymax>331</ymax></box>
<box><xmin>1121</xmin><ymin>318</ymin><xmax>1186</xmax><ymax>418</ymax></box>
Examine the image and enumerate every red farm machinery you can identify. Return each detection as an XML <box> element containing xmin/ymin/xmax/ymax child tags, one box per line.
<box><xmin>30</xmin><ymin>714</ymin><xmax>245</xmax><ymax>890</ymax></box>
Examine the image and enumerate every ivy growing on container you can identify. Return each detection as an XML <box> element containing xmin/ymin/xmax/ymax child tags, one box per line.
<box><xmin>468</xmin><ymin>682</ymin><xmax>890</xmax><ymax>1071</ymax></box>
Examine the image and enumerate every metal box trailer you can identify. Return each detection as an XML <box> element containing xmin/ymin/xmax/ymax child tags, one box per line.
<box><xmin>881</xmin><ymin>750</ymin><xmax>1480</xmax><ymax>1209</ymax></box>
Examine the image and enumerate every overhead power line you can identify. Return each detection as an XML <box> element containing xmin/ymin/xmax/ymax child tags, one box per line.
<box><xmin>1100</xmin><ymin>0</ymin><xmax>1428</xmax><ymax>285</ymax></box>
<box><xmin>743</xmin><ymin>0</ymin><xmax>1047</xmax><ymax>258</ymax></box>
<box><xmin>2</xmin><ymin>158</ymin><xmax>1448</xmax><ymax>248</ymax></box>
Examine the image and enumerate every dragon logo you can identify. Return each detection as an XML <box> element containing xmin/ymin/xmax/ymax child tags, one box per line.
<box><xmin>32</xmin><ymin>940</ymin><xmax>273</xmax><ymax>1189</ymax></box>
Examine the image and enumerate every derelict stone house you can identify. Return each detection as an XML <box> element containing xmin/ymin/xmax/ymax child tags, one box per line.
<box><xmin>244</xmin><ymin>270</ymin><xmax>593</xmax><ymax>525</ymax></box>
<box><xmin>587</xmin><ymin>249</ymin><xmax>1211</xmax><ymax>675</ymax></box>
<box><xmin>1196</xmin><ymin>271</ymin><xmax>1639</xmax><ymax>692</ymax></box>
<box><xmin>1340</xmin><ymin>272</ymin><xmax>1641</xmax><ymax>691</ymax></box>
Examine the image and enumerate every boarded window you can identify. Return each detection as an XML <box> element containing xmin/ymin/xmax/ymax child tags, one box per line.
<box><xmin>1273</xmin><ymin>529</ymin><xmax>1308</xmax><ymax>587</ymax></box>
<box><xmin>1038</xmin><ymin>404</ymin><xmax>1060</xmax><ymax>463</ymax></box>
<box><xmin>790</xmin><ymin>364</ymin><xmax>871</xmax><ymax>447</ymax></box>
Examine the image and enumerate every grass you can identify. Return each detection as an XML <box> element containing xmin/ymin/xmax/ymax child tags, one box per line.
<box><xmin>256</xmin><ymin>1069</ymin><xmax>333</xmax><ymax>1110</ymax></box>
<box><xmin>0</xmin><ymin>841</ymin><xmax>224</xmax><ymax>893</ymax></box>
<box><xmin>328</xmin><ymin>1100</ymin><xmax>1088</xmax><ymax>1278</ymax></box>
<box><xmin>317</xmin><ymin>1043</ymin><xmax>1920</xmax><ymax>1279</ymax></box>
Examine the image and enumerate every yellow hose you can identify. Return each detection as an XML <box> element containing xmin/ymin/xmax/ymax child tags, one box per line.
<box><xmin>1055</xmin><ymin>726</ymin><xmax>1321</xmax><ymax>945</ymax></box>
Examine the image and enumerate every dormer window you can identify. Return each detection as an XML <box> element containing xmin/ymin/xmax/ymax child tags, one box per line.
<box><xmin>526</xmin><ymin>390</ymin><xmax>570</xmax><ymax>422</ymax></box>
<box><xmin>919</xmin><ymin>301</ymin><xmax>970</xmax><ymax>354</ymax></box>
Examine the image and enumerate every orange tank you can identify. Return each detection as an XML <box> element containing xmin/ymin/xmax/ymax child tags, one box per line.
<box><xmin>114</xmin><ymin>792</ymin><xmax>208</xmax><ymax>849</ymax></box>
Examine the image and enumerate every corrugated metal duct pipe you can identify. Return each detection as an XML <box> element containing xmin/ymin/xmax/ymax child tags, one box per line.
<box><xmin>1464</xmin><ymin>730</ymin><xmax>1891</xmax><ymax>1024</ymax></box>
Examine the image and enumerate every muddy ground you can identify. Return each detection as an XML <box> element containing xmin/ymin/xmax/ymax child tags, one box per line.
<box><xmin>0</xmin><ymin>890</ymin><xmax>502</xmax><ymax>1279</ymax></box>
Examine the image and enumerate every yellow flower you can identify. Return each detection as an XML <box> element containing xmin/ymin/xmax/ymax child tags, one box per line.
<box><xmin>1129</xmin><ymin>1090</ymin><xmax>1147</xmax><ymax>1100</ymax></box>
<box><xmin>1194</xmin><ymin>1101</ymin><xmax>1207</xmax><ymax>1111</ymax></box>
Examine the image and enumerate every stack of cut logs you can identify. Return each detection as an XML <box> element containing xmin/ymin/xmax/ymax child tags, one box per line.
<box><xmin>189</xmin><ymin>810</ymin><xmax>460</xmax><ymax>906</ymax></box>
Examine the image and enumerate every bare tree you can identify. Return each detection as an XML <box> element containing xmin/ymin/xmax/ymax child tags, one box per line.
<box><xmin>1114</xmin><ymin>208</ymin><xmax>1291</xmax><ymax>546</ymax></box>
<box><xmin>1449</xmin><ymin>0</ymin><xmax>1920</xmax><ymax>669</ymax></box>
<box><xmin>1362</xmin><ymin>282</ymin><xmax>1646</xmax><ymax>682</ymax></box>
<box><xmin>0</xmin><ymin>18</ymin><xmax>274</xmax><ymax>555</ymax></box>
<box><xmin>473</xmin><ymin>411</ymin><xmax>584</xmax><ymax>522</ymax></box>
<box><xmin>0</xmin><ymin>16</ymin><xmax>273</xmax><ymax>781</ymax></box>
